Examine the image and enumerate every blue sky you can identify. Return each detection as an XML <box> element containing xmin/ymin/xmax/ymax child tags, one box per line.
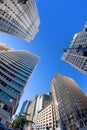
<box><xmin>0</xmin><ymin>0</ymin><xmax>87</xmax><ymax>114</ymax></box>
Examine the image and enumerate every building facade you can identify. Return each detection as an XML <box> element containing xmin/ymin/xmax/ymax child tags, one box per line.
<box><xmin>26</xmin><ymin>95</ymin><xmax>38</xmax><ymax>125</ymax></box>
<box><xmin>62</xmin><ymin>23</ymin><xmax>87</xmax><ymax>75</ymax></box>
<box><xmin>41</xmin><ymin>93</ymin><xmax>52</xmax><ymax>109</ymax></box>
<box><xmin>33</xmin><ymin>92</ymin><xmax>52</xmax><ymax>129</ymax></box>
<box><xmin>0</xmin><ymin>44</ymin><xmax>14</xmax><ymax>51</ymax></box>
<box><xmin>0</xmin><ymin>50</ymin><xmax>39</xmax><ymax>124</ymax></box>
<box><xmin>51</xmin><ymin>74</ymin><xmax>87</xmax><ymax>130</ymax></box>
<box><xmin>37</xmin><ymin>102</ymin><xmax>53</xmax><ymax>130</ymax></box>
<box><xmin>19</xmin><ymin>100</ymin><xmax>28</xmax><ymax>114</ymax></box>
<box><xmin>0</xmin><ymin>0</ymin><xmax>40</xmax><ymax>42</ymax></box>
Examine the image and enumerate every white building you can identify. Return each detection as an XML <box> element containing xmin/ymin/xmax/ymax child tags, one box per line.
<box><xmin>62</xmin><ymin>23</ymin><xmax>87</xmax><ymax>75</ymax></box>
<box><xmin>33</xmin><ymin>93</ymin><xmax>52</xmax><ymax>129</ymax></box>
<box><xmin>37</xmin><ymin>102</ymin><xmax>53</xmax><ymax>130</ymax></box>
<box><xmin>0</xmin><ymin>0</ymin><xmax>40</xmax><ymax>42</ymax></box>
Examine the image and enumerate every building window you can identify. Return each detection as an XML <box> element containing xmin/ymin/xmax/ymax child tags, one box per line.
<box><xmin>0</xmin><ymin>90</ymin><xmax>15</xmax><ymax>103</ymax></box>
<box><xmin>5</xmin><ymin>85</ymin><xmax>20</xmax><ymax>95</ymax></box>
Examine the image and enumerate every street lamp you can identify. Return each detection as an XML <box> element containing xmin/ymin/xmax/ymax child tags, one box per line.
<box><xmin>63</xmin><ymin>45</ymin><xmax>87</xmax><ymax>56</ymax></box>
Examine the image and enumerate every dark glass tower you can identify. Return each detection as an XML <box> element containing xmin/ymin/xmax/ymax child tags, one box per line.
<box><xmin>19</xmin><ymin>100</ymin><xmax>28</xmax><ymax>114</ymax></box>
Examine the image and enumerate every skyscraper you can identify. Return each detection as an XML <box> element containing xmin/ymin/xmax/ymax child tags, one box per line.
<box><xmin>62</xmin><ymin>23</ymin><xmax>87</xmax><ymax>75</ymax></box>
<box><xmin>51</xmin><ymin>74</ymin><xmax>87</xmax><ymax>130</ymax></box>
<box><xmin>0</xmin><ymin>0</ymin><xmax>40</xmax><ymax>42</ymax></box>
<box><xmin>19</xmin><ymin>100</ymin><xmax>28</xmax><ymax>115</ymax></box>
<box><xmin>36</xmin><ymin>92</ymin><xmax>52</xmax><ymax>112</ymax></box>
<box><xmin>26</xmin><ymin>95</ymin><xmax>38</xmax><ymax>125</ymax></box>
<box><xmin>0</xmin><ymin>50</ymin><xmax>39</xmax><ymax>124</ymax></box>
<box><xmin>0</xmin><ymin>44</ymin><xmax>14</xmax><ymax>51</ymax></box>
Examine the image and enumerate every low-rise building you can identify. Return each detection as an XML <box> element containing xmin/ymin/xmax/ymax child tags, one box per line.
<box><xmin>37</xmin><ymin>102</ymin><xmax>53</xmax><ymax>130</ymax></box>
<box><xmin>33</xmin><ymin>92</ymin><xmax>52</xmax><ymax>129</ymax></box>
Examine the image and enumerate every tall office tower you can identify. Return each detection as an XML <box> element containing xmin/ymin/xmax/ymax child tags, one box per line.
<box><xmin>37</xmin><ymin>92</ymin><xmax>52</xmax><ymax>112</ymax></box>
<box><xmin>0</xmin><ymin>50</ymin><xmax>39</xmax><ymax>124</ymax></box>
<box><xmin>0</xmin><ymin>44</ymin><xmax>14</xmax><ymax>51</ymax></box>
<box><xmin>26</xmin><ymin>95</ymin><xmax>38</xmax><ymax>125</ymax></box>
<box><xmin>51</xmin><ymin>74</ymin><xmax>87</xmax><ymax>130</ymax></box>
<box><xmin>62</xmin><ymin>23</ymin><xmax>87</xmax><ymax>75</ymax></box>
<box><xmin>23</xmin><ymin>100</ymin><xmax>31</xmax><ymax>114</ymax></box>
<box><xmin>19</xmin><ymin>100</ymin><xmax>28</xmax><ymax>114</ymax></box>
<box><xmin>0</xmin><ymin>0</ymin><xmax>40</xmax><ymax>42</ymax></box>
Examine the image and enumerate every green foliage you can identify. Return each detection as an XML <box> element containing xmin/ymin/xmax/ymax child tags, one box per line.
<box><xmin>12</xmin><ymin>114</ymin><xmax>25</xmax><ymax>128</ymax></box>
<box><xmin>12</xmin><ymin>113</ymin><xmax>33</xmax><ymax>128</ymax></box>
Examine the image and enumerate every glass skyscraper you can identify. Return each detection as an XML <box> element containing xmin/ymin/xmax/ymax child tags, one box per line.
<box><xmin>0</xmin><ymin>0</ymin><xmax>40</xmax><ymax>42</ymax></box>
<box><xmin>19</xmin><ymin>100</ymin><xmax>28</xmax><ymax>115</ymax></box>
<box><xmin>0</xmin><ymin>50</ymin><xmax>39</xmax><ymax>124</ymax></box>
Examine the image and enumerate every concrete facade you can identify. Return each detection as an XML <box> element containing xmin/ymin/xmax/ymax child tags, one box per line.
<box><xmin>62</xmin><ymin>23</ymin><xmax>87</xmax><ymax>75</ymax></box>
<box><xmin>51</xmin><ymin>74</ymin><xmax>87</xmax><ymax>130</ymax></box>
<box><xmin>37</xmin><ymin>102</ymin><xmax>53</xmax><ymax>130</ymax></box>
<box><xmin>33</xmin><ymin>93</ymin><xmax>52</xmax><ymax>129</ymax></box>
<box><xmin>26</xmin><ymin>95</ymin><xmax>38</xmax><ymax>124</ymax></box>
<box><xmin>0</xmin><ymin>44</ymin><xmax>14</xmax><ymax>51</ymax></box>
<box><xmin>0</xmin><ymin>0</ymin><xmax>40</xmax><ymax>42</ymax></box>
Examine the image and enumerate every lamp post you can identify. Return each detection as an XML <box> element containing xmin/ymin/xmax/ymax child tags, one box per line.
<box><xmin>63</xmin><ymin>45</ymin><xmax>87</xmax><ymax>56</ymax></box>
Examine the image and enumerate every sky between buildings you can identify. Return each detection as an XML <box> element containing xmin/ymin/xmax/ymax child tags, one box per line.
<box><xmin>0</xmin><ymin>0</ymin><xmax>87</xmax><ymax>114</ymax></box>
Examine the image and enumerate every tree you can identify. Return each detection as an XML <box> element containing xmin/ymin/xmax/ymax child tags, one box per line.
<box><xmin>12</xmin><ymin>114</ymin><xmax>24</xmax><ymax>128</ymax></box>
<box><xmin>12</xmin><ymin>113</ymin><xmax>33</xmax><ymax>129</ymax></box>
